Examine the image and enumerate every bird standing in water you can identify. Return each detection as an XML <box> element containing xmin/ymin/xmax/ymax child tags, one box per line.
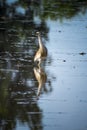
<box><xmin>34</xmin><ymin>32</ymin><xmax>47</xmax><ymax>66</ymax></box>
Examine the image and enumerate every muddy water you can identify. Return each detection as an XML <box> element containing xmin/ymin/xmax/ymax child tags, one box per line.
<box><xmin>0</xmin><ymin>0</ymin><xmax>87</xmax><ymax>130</ymax></box>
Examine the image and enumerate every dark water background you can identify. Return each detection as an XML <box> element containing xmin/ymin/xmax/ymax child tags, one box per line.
<box><xmin>0</xmin><ymin>0</ymin><xmax>87</xmax><ymax>130</ymax></box>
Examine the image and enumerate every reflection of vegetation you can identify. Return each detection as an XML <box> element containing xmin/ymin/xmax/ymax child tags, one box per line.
<box><xmin>0</xmin><ymin>1</ymin><xmax>48</xmax><ymax>130</ymax></box>
<box><xmin>0</xmin><ymin>73</ymin><xmax>11</xmax><ymax>118</ymax></box>
<box><xmin>0</xmin><ymin>1</ymin><xmax>49</xmax><ymax>130</ymax></box>
<box><xmin>40</xmin><ymin>0</ymin><xmax>87</xmax><ymax>20</ymax></box>
<box><xmin>0</xmin><ymin>70</ymin><xmax>44</xmax><ymax>130</ymax></box>
<box><xmin>0</xmin><ymin>0</ymin><xmax>87</xmax><ymax>130</ymax></box>
<box><xmin>0</xmin><ymin>0</ymin><xmax>87</xmax><ymax>21</ymax></box>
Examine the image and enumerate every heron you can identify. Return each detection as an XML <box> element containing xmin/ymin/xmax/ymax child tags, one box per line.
<box><xmin>34</xmin><ymin>32</ymin><xmax>47</xmax><ymax>66</ymax></box>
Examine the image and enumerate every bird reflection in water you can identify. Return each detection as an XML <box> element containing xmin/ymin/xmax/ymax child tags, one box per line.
<box><xmin>34</xmin><ymin>66</ymin><xmax>47</xmax><ymax>99</ymax></box>
<box><xmin>34</xmin><ymin>31</ymin><xmax>48</xmax><ymax>99</ymax></box>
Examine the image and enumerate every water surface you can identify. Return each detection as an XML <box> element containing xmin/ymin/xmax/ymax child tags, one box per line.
<box><xmin>0</xmin><ymin>0</ymin><xmax>87</xmax><ymax>130</ymax></box>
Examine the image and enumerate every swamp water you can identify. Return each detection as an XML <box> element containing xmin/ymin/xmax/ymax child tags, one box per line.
<box><xmin>0</xmin><ymin>0</ymin><xmax>87</xmax><ymax>130</ymax></box>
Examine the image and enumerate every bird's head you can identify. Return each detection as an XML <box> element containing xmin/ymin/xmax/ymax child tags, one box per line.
<box><xmin>36</xmin><ymin>31</ymin><xmax>40</xmax><ymax>36</ymax></box>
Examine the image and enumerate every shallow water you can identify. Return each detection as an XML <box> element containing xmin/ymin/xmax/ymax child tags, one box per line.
<box><xmin>0</xmin><ymin>0</ymin><xmax>87</xmax><ymax>130</ymax></box>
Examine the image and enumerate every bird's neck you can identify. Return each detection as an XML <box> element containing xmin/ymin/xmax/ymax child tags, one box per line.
<box><xmin>38</xmin><ymin>35</ymin><xmax>43</xmax><ymax>49</ymax></box>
